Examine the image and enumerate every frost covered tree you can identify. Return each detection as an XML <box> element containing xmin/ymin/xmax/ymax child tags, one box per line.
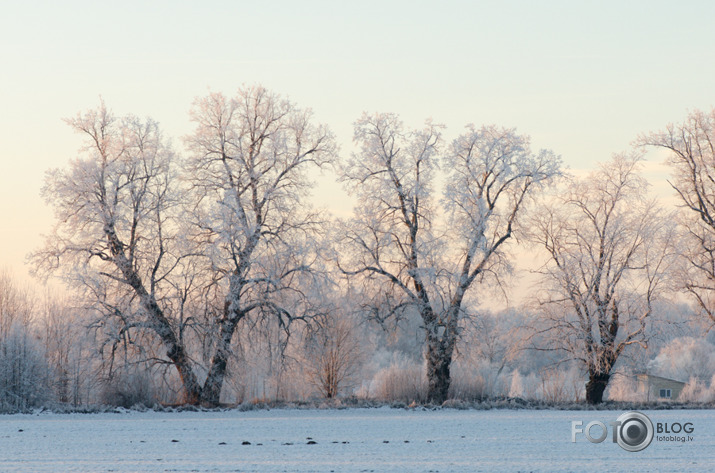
<box><xmin>30</xmin><ymin>102</ymin><xmax>208</xmax><ymax>403</ymax></box>
<box><xmin>339</xmin><ymin>114</ymin><xmax>560</xmax><ymax>403</ymax></box>
<box><xmin>40</xmin><ymin>294</ymin><xmax>96</xmax><ymax>406</ymax></box>
<box><xmin>303</xmin><ymin>313</ymin><xmax>364</xmax><ymax>399</ymax></box>
<box><xmin>0</xmin><ymin>325</ymin><xmax>52</xmax><ymax>412</ymax></box>
<box><xmin>530</xmin><ymin>153</ymin><xmax>676</xmax><ymax>404</ymax></box>
<box><xmin>649</xmin><ymin>336</ymin><xmax>715</xmax><ymax>382</ymax></box>
<box><xmin>640</xmin><ymin>109</ymin><xmax>715</xmax><ymax>328</ymax></box>
<box><xmin>184</xmin><ymin>85</ymin><xmax>337</xmax><ymax>405</ymax></box>
<box><xmin>34</xmin><ymin>87</ymin><xmax>336</xmax><ymax>406</ymax></box>
<box><xmin>0</xmin><ymin>272</ymin><xmax>51</xmax><ymax>411</ymax></box>
<box><xmin>0</xmin><ymin>271</ymin><xmax>34</xmax><ymax>340</ymax></box>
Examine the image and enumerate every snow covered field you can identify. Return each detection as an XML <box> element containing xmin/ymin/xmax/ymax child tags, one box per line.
<box><xmin>0</xmin><ymin>407</ymin><xmax>713</xmax><ymax>472</ymax></box>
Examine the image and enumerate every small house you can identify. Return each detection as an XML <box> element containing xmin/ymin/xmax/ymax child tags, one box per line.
<box><xmin>636</xmin><ymin>374</ymin><xmax>687</xmax><ymax>401</ymax></box>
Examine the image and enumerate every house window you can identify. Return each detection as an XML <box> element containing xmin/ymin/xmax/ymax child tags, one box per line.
<box><xmin>659</xmin><ymin>389</ymin><xmax>672</xmax><ymax>398</ymax></box>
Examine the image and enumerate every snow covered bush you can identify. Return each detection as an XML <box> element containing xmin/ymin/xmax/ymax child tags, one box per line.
<box><xmin>449</xmin><ymin>360</ymin><xmax>510</xmax><ymax>401</ymax></box>
<box><xmin>605</xmin><ymin>373</ymin><xmax>643</xmax><ymax>402</ymax></box>
<box><xmin>100</xmin><ymin>367</ymin><xmax>157</xmax><ymax>408</ymax></box>
<box><xmin>536</xmin><ymin>367</ymin><xmax>583</xmax><ymax>402</ymax></box>
<box><xmin>678</xmin><ymin>376</ymin><xmax>715</xmax><ymax>403</ymax></box>
<box><xmin>0</xmin><ymin>324</ymin><xmax>52</xmax><ymax>412</ymax></box>
<box><xmin>369</xmin><ymin>354</ymin><xmax>426</xmax><ymax>403</ymax></box>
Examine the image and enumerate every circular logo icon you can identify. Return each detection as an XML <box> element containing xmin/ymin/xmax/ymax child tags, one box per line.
<box><xmin>615</xmin><ymin>411</ymin><xmax>654</xmax><ymax>452</ymax></box>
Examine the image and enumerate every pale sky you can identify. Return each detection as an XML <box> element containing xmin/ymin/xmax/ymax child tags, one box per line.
<box><xmin>2</xmin><ymin>0</ymin><xmax>715</xmax><ymax>284</ymax></box>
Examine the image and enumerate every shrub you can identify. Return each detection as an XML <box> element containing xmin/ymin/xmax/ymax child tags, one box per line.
<box><xmin>0</xmin><ymin>325</ymin><xmax>52</xmax><ymax>412</ymax></box>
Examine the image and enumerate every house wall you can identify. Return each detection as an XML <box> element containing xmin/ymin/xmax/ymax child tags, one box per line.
<box><xmin>636</xmin><ymin>374</ymin><xmax>686</xmax><ymax>400</ymax></box>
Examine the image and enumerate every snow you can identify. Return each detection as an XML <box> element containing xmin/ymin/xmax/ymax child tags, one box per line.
<box><xmin>0</xmin><ymin>407</ymin><xmax>712</xmax><ymax>472</ymax></box>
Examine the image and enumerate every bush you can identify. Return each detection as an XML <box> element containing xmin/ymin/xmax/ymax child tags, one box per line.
<box><xmin>537</xmin><ymin>366</ymin><xmax>583</xmax><ymax>402</ymax></box>
<box><xmin>100</xmin><ymin>368</ymin><xmax>156</xmax><ymax>408</ymax></box>
<box><xmin>0</xmin><ymin>325</ymin><xmax>52</xmax><ymax>412</ymax></box>
<box><xmin>449</xmin><ymin>360</ymin><xmax>511</xmax><ymax>401</ymax></box>
<box><xmin>369</xmin><ymin>355</ymin><xmax>426</xmax><ymax>403</ymax></box>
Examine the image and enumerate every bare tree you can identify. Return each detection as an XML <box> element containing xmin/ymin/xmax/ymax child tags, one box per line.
<box><xmin>0</xmin><ymin>270</ymin><xmax>34</xmax><ymax>339</ymax></box>
<box><xmin>34</xmin><ymin>87</ymin><xmax>336</xmax><ymax>406</ymax></box>
<box><xmin>0</xmin><ymin>325</ymin><xmax>52</xmax><ymax>412</ymax></box>
<box><xmin>339</xmin><ymin>114</ymin><xmax>560</xmax><ymax>403</ymax></box>
<box><xmin>0</xmin><ymin>272</ymin><xmax>50</xmax><ymax>412</ymax></box>
<box><xmin>640</xmin><ymin>109</ymin><xmax>715</xmax><ymax>328</ymax></box>
<box><xmin>530</xmin><ymin>153</ymin><xmax>676</xmax><ymax>404</ymax></box>
<box><xmin>40</xmin><ymin>293</ymin><xmax>93</xmax><ymax>406</ymax></box>
<box><xmin>32</xmin><ymin>102</ymin><xmax>205</xmax><ymax>403</ymax></box>
<box><xmin>184</xmin><ymin>85</ymin><xmax>337</xmax><ymax>406</ymax></box>
<box><xmin>303</xmin><ymin>313</ymin><xmax>364</xmax><ymax>399</ymax></box>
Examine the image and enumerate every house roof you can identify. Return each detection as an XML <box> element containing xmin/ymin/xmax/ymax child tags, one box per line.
<box><xmin>635</xmin><ymin>373</ymin><xmax>687</xmax><ymax>386</ymax></box>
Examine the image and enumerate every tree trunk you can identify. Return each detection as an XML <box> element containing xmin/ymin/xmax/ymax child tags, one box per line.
<box><xmin>201</xmin><ymin>315</ymin><xmax>241</xmax><ymax>407</ymax></box>
<box><xmin>201</xmin><ymin>355</ymin><xmax>227</xmax><ymax>407</ymax></box>
<box><xmin>107</xmin><ymin>229</ymin><xmax>203</xmax><ymax>405</ymax></box>
<box><xmin>137</xmin><ymin>295</ymin><xmax>202</xmax><ymax>405</ymax></box>
<box><xmin>165</xmin><ymin>338</ymin><xmax>203</xmax><ymax>405</ymax></box>
<box><xmin>585</xmin><ymin>371</ymin><xmax>610</xmax><ymax>404</ymax></box>
<box><xmin>426</xmin><ymin>334</ymin><xmax>453</xmax><ymax>404</ymax></box>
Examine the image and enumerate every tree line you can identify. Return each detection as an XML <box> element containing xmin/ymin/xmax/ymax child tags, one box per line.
<box><xmin>9</xmin><ymin>85</ymin><xmax>715</xmax><ymax>409</ymax></box>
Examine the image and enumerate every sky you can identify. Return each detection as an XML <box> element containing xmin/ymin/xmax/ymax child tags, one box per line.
<box><xmin>2</xmin><ymin>0</ymin><xmax>715</xmax><ymax>286</ymax></box>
